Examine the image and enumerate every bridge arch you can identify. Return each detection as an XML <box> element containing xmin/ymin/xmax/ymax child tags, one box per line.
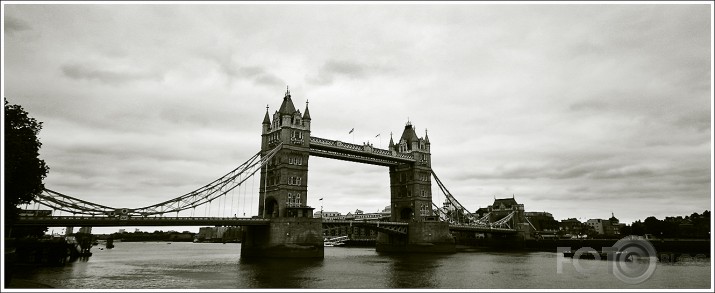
<box><xmin>399</xmin><ymin>207</ymin><xmax>413</xmax><ymax>221</ymax></box>
<box><xmin>264</xmin><ymin>196</ymin><xmax>279</xmax><ymax>218</ymax></box>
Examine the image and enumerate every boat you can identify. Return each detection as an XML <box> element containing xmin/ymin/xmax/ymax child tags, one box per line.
<box><xmin>324</xmin><ymin>236</ymin><xmax>348</xmax><ymax>247</ymax></box>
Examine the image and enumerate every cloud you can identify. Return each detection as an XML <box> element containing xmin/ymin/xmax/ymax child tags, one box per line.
<box><xmin>61</xmin><ymin>62</ymin><xmax>163</xmax><ymax>85</ymax></box>
<box><xmin>569</xmin><ymin>100</ymin><xmax>610</xmax><ymax>112</ymax></box>
<box><xmin>254</xmin><ymin>73</ymin><xmax>286</xmax><ymax>86</ymax></box>
<box><xmin>3</xmin><ymin>16</ymin><xmax>31</xmax><ymax>34</ymax></box>
<box><xmin>673</xmin><ymin>110</ymin><xmax>711</xmax><ymax>132</ymax></box>
<box><xmin>307</xmin><ymin>60</ymin><xmax>383</xmax><ymax>86</ymax></box>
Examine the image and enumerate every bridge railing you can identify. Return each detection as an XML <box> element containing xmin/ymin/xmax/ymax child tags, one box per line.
<box><xmin>19</xmin><ymin>216</ymin><xmax>271</xmax><ymax>221</ymax></box>
<box><xmin>310</xmin><ymin>136</ymin><xmax>414</xmax><ymax>161</ymax></box>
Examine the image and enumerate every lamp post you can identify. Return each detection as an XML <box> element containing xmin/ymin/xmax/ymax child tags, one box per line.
<box><xmin>319</xmin><ymin>198</ymin><xmax>324</xmax><ymax>218</ymax></box>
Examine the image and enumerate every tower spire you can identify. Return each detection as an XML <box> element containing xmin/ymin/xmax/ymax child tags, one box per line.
<box><xmin>263</xmin><ymin>105</ymin><xmax>271</xmax><ymax>124</ymax></box>
<box><xmin>303</xmin><ymin>98</ymin><xmax>311</xmax><ymax>120</ymax></box>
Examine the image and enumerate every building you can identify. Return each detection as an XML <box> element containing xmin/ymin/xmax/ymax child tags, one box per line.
<box><xmin>524</xmin><ymin>212</ymin><xmax>558</xmax><ymax>232</ymax></box>
<box><xmin>586</xmin><ymin>219</ymin><xmax>605</xmax><ymax>234</ymax></box>
<box><xmin>586</xmin><ymin>215</ymin><xmax>621</xmax><ymax>236</ymax></box>
<box><xmin>559</xmin><ymin>218</ymin><xmax>585</xmax><ymax>236</ymax></box>
<box><xmin>344</xmin><ymin>209</ymin><xmax>388</xmax><ymax>221</ymax></box>
<box><xmin>314</xmin><ymin>211</ymin><xmax>344</xmax><ymax>220</ymax></box>
<box><xmin>196</xmin><ymin>227</ymin><xmax>242</xmax><ymax>242</ymax></box>
<box><xmin>487</xmin><ymin>197</ymin><xmax>525</xmax><ymax>226</ymax></box>
<box><xmin>474</xmin><ymin>207</ymin><xmax>489</xmax><ymax>219</ymax></box>
<box><xmin>380</xmin><ymin>206</ymin><xmax>391</xmax><ymax>219</ymax></box>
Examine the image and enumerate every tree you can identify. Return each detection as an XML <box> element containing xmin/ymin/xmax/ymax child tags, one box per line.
<box><xmin>4</xmin><ymin>98</ymin><xmax>50</xmax><ymax>231</ymax></box>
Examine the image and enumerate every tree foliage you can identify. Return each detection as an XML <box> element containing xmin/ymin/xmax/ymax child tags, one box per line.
<box><xmin>4</xmin><ymin>98</ymin><xmax>50</xmax><ymax>226</ymax></box>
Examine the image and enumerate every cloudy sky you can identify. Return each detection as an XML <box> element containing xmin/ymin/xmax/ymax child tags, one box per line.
<box><xmin>3</xmin><ymin>3</ymin><xmax>712</xmax><ymax>233</ymax></box>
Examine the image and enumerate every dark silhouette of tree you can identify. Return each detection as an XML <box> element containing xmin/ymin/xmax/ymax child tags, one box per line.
<box><xmin>4</xmin><ymin>98</ymin><xmax>50</xmax><ymax>235</ymax></box>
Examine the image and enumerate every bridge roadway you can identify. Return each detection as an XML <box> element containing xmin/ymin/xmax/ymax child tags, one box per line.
<box><xmin>14</xmin><ymin>216</ymin><xmax>517</xmax><ymax>234</ymax></box>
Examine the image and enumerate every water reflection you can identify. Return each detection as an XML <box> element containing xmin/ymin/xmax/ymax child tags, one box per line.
<box><xmin>381</xmin><ymin>253</ymin><xmax>447</xmax><ymax>288</ymax></box>
<box><xmin>238</xmin><ymin>257</ymin><xmax>324</xmax><ymax>288</ymax></box>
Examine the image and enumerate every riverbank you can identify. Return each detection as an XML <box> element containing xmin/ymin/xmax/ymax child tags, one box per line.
<box><xmin>522</xmin><ymin>238</ymin><xmax>711</xmax><ymax>255</ymax></box>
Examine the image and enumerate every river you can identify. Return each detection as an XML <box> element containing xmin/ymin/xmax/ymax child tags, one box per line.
<box><xmin>9</xmin><ymin>242</ymin><xmax>711</xmax><ymax>289</ymax></box>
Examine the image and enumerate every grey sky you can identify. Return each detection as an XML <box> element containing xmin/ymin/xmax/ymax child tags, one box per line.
<box><xmin>2</xmin><ymin>3</ymin><xmax>712</xmax><ymax>233</ymax></box>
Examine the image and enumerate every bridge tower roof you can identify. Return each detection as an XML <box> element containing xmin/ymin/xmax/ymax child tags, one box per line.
<box><xmin>278</xmin><ymin>86</ymin><xmax>297</xmax><ymax>115</ymax></box>
<box><xmin>399</xmin><ymin>122</ymin><xmax>420</xmax><ymax>145</ymax></box>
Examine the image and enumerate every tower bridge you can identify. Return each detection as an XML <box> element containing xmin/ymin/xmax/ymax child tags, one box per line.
<box><xmin>17</xmin><ymin>87</ymin><xmax>531</xmax><ymax>258</ymax></box>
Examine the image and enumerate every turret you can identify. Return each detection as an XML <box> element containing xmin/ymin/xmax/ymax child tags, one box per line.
<box><xmin>303</xmin><ymin>100</ymin><xmax>311</xmax><ymax>130</ymax></box>
<box><xmin>262</xmin><ymin>105</ymin><xmax>271</xmax><ymax>134</ymax></box>
<box><xmin>388</xmin><ymin>132</ymin><xmax>395</xmax><ymax>152</ymax></box>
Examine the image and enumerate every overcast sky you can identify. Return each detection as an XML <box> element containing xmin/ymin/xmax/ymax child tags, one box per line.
<box><xmin>3</xmin><ymin>3</ymin><xmax>712</xmax><ymax>234</ymax></box>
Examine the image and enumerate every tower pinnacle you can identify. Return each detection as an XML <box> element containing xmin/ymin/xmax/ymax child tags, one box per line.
<box><xmin>262</xmin><ymin>105</ymin><xmax>271</xmax><ymax>125</ymax></box>
<box><xmin>303</xmin><ymin>99</ymin><xmax>312</xmax><ymax>120</ymax></box>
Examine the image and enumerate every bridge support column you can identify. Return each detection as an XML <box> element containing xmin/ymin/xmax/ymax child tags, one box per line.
<box><xmin>376</xmin><ymin>221</ymin><xmax>455</xmax><ymax>253</ymax></box>
<box><xmin>240</xmin><ymin>218</ymin><xmax>324</xmax><ymax>258</ymax></box>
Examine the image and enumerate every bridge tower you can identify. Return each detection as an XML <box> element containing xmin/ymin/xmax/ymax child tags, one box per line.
<box><xmin>379</xmin><ymin>122</ymin><xmax>455</xmax><ymax>253</ymax></box>
<box><xmin>241</xmin><ymin>88</ymin><xmax>323</xmax><ymax>258</ymax></box>
<box><xmin>388</xmin><ymin>122</ymin><xmax>433</xmax><ymax>222</ymax></box>
<box><xmin>258</xmin><ymin>87</ymin><xmax>312</xmax><ymax>218</ymax></box>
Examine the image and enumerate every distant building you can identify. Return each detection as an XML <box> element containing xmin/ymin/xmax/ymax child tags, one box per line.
<box><xmin>586</xmin><ymin>219</ymin><xmax>605</xmax><ymax>234</ymax></box>
<box><xmin>524</xmin><ymin>212</ymin><xmax>558</xmax><ymax>232</ymax></box>
<box><xmin>474</xmin><ymin>207</ymin><xmax>489</xmax><ymax>219</ymax></box>
<box><xmin>314</xmin><ymin>211</ymin><xmax>343</xmax><ymax>220</ymax></box>
<box><xmin>559</xmin><ymin>218</ymin><xmax>584</xmax><ymax>236</ymax></box>
<box><xmin>380</xmin><ymin>206</ymin><xmax>391</xmax><ymax>218</ymax></box>
<box><xmin>586</xmin><ymin>214</ymin><xmax>621</xmax><ymax>236</ymax></box>
<box><xmin>196</xmin><ymin>226</ymin><xmax>242</xmax><ymax>242</ymax></box>
<box><xmin>341</xmin><ymin>209</ymin><xmax>387</xmax><ymax>222</ymax></box>
<box><xmin>487</xmin><ymin>197</ymin><xmax>525</xmax><ymax>225</ymax></box>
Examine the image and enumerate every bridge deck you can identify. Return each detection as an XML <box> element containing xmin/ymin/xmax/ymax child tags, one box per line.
<box><xmin>15</xmin><ymin>216</ymin><xmax>517</xmax><ymax>234</ymax></box>
<box><xmin>448</xmin><ymin>224</ymin><xmax>518</xmax><ymax>234</ymax></box>
<box><xmin>14</xmin><ymin>216</ymin><xmax>271</xmax><ymax>227</ymax></box>
<box><xmin>309</xmin><ymin>136</ymin><xmax>415</xmax><ymax>166</ymax></box>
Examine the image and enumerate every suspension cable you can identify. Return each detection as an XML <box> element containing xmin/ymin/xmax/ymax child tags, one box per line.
<box><xmin>34</xmin><ymin>143</ymin><xmax>282</xmax><ymax>217</ymax></box>
<box><xmin>250</xmin><ymin>173</ymin><xmax>255</xmax><ymax>217</ymax></box>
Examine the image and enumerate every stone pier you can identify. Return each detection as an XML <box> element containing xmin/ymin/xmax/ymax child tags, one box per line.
<box><xmin>376</xmin><ymin>220</ymin><xmax>456</xmax><ymax>253</ymax></box>
<box><xmin>240</xmin><ymin>218</ymin><xmax>324</xmax><ymax>258</ymax></box>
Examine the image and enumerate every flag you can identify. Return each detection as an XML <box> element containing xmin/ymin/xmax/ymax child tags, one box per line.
<box><xmin>375</xmin><ymin>134</ymin><xmax>380</xmax><ymax>137</ymax></box>
<box><xmin>348</xmin><ymin>128</ymin><xmax>354</xmax><ymax>134</ymax></box>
